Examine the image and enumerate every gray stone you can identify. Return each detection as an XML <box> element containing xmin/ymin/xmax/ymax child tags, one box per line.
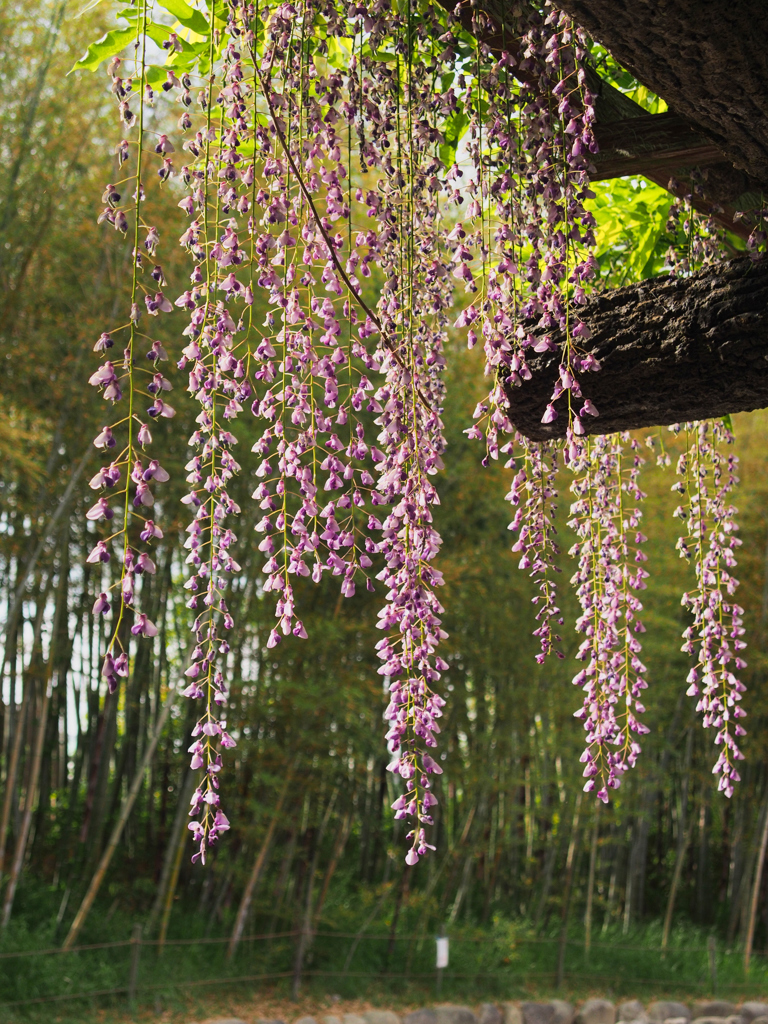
<box><xmin>577</xmin><ymin>1001</ymin><xmax>615</xmax><ymax>1024</ymax></box>
<box><xmin>295</xmin><ymin>1017</ymin><xmax>318</xmax><ymax>1024</ymax></box>
<box><xmin>343</xmin><ymin>1016</ymin><xmax>366</xmax><ymax>1024</ymax></box>
<box><xmin>435</xmin><ymin>1007</ymin><xmax>477</xmax><ymax>1024</ymax></box>
<box><xmin>691</xmin><ymin>1018</ymin><xmax>729</xmax><ymax>1024</ymax></box>
<box><xmin>321</xmin><ymin>1017</ymin><xmax>342</xmax><ymax>1024</ymax></box>
<box><xmin>404</xmin><ymin>1012</ymin><xmax>438</xmax><ymax>1024</ymax></box>
<box><xmin>523</xmin><ymin>1005</ymin><xmax>573</xmax><ymax>1024</ymax></box>
<box><xmin>748</xmin><ymin>1018</ymin><xmax>768</xmax><ymax>1024</ymax></box>
<box><xmin>204</xmin><ymin>1019</ymin><xmax>250</xmax><ymax>1024</ymax></box>
<box><xmin>258</xmin><ymin>1019</ymin><xmax>286</xmax><ymax>1024</ymax></box>
<box><xmin>619</xmin><ymin>1005</ymin><xmax>646</xmax><ymax>1024</ymax></box>
<box><xmin>503</xmin><ymin>1006</ymin><xmax>523</xmax><ymax>1024</ymax></box>
<box><xmin>522</xmin><ymin>1005</ymin><xmax>556</xmax><ymax>1024</ymax></box>
<box><xmin>694</xmin><ymin>1007</ymin><xmax>736</xmax><ymax>1020</ymax></box>
<box><xmin>364</xmin><ymin>1014</ymin><xmax>400</xmax><ymax>1024</ymax></box>
<box><xmin>741</xmin><ymin>1011</ymin><xmax>768</xmax><ymax>1024</ymax></box>
<box><xmin>552</xmin><ymin>1004</ymin><xmax>575</xmax><ymax>1024</ymax></box>
<box><xmin>648</xmin><ymin>1006</ymin><xmax>691</xmax><ymax>1024</ymax></box>
<box><xmin>480</xmin><ymin>1006</ymin><xmax>502</xmax><ymax>1024</ymax></box>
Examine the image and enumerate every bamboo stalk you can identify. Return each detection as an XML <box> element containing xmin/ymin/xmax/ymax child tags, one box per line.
<box><xmin>291</xmin><ymin>787</ymin><xmax>338</xmax><ymax>998</ymax></box>
<box><xmin>62</xmin><ymin>680</ymin><xmax>179</xmax><ymax>950</ymax></box>
<box><xmin>743</xmin><ymin>789</ymin><xmax>768</xmax><ymax>975</ymax></box>
<box><xmin>313</xmin><ymin>811</ymin><xmax>351</xmax><ymax>928</ymax></box>
<box><xmin>0</xmin><ymin>446</ymin><xmax>92</xmax><ymax>683</ymax></box>
<box><xmin>662</xmin><ymin>727</ymin><xmax>694</xmax><ymax>952</ymax></box>
<box><xmin>1</xmin><ymin>673</ymin><xmax>52</xmax><ymax>928</ymax></box>
<box><xmin>584</xmin><ymin>802</ymin><xmax>600</xmax><ymax>952</ymax></box>
<box><xmin>146</xmin><ymin>766</ymin><xmax>197</xmax><ymax>939</ymax></box>
<box><xmin>157</xmin><ymin>813</ymin><xmax>188</xmax><ymax>950</ymax></box>
<box><xmin>556</xmin><ymin>791</ymin><xmax>582</xmax><ymax>988</ymax></box>
<box><xmin>661</xmin><ymin>827</ymin><xmax>691</xmax><ymax>952</ymax></box>
<box><xmin>0</xmin><ymin>686</ymin><xmax>31</xmax><ymax>882</ymax></box>
<box><xmin>228</xmin><ymin>759</ymin><xmax>297</xmax><ymax>959</ymax></box>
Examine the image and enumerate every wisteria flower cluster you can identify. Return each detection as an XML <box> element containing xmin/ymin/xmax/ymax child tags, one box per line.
<box><xmin>78</xmin><ymin>0</ymin><xmax>748</xmax><ymax>862</ymax></box>
<box><xmin>567</xmin><ymin>433</ymin><xmax>649</xmax><ymax>800</ymax></box>
<box><xmin>672</xmin><ymin>420</ymin><xmax>746</xmax><ymax>796</ymax></box>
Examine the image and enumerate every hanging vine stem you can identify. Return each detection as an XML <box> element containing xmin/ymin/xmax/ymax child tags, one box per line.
<box><xmin>88</xmin><ymin>0</ymin><xmax>172</xmax><ymax>697</ymax></box>
<box><xmin>253</xmin><ymin>59</ymin><xmax>433</xmax><ymax>410</ymax></box>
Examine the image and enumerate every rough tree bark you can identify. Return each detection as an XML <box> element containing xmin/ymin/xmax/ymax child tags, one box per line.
<box><xmin>549</xmin><ymin>0</ymin><xmax>768</xmax><ymax>183</ymax></box>
<box><xmin>461</xmin><ymin>0</ymin><xmax>767</xmax><ymax>223</ymax></box>
<box><xmin>504</xmin><ymin>256</ymin><xmax>768</xmax><ymax>440</ymax></box>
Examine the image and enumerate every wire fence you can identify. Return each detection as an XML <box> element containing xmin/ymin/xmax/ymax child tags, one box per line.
<box><xmin>2</xmin><ymin>928</ymin><xmax>768</xmax><ymax>1012</ymax></box>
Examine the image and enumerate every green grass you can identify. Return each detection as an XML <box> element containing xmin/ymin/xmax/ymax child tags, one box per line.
<box><xmin>2</xmin><ymin>916</ymin><xmax>768</xmax><ymax>1022</ymax></box>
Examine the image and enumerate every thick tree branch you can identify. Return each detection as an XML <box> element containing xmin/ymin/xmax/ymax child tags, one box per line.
<box><xmin>592</xmin><ymin>114</ymin><xmax>724</xmax><ymax>182</ymax></box>
<box><xmin>450</xmin><ymin>0</ymin><xmax>766</xmax><ymax>233</ymax></box>
<box><xmin>549</xmin><ymin>0</ymin><xmax>768</xmax><ymax>184</ymax></box>
<box><xmin>503</xmin><ymin>256</ymin><xmax>768</xmax><ymax>440</ymax></box>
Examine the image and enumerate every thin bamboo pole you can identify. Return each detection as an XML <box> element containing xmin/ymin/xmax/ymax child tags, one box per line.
<box><xmin>313</xmin><ymin>811</ymin><xmax>351</xmax><ymax>928</ymax></box>
<box><xmin>1</xmin><ymin>674</ymin><xmax>52</xmax><ymax>928</ymax></box>
<box><xmin>0</xmin><ymin>687</ymin><xmax>31</xmax><ymax>882</ymax></box>
<box><xmin>662</xmin><ymin>727</ymin><xmax>695</xmax><ymax>952</ymax></box>
<box><xmin>662</xmin><ymin>828</ymin><xmax>691</xmax><ymax>952</ymax></box>
<box><xmin>0</xmin><ymin>447</ymin><xmax>91</xmax><ymax>683</ymax></box>
<box><xmin>291</xmin><ymin>787</ymin><xmax>338</xmax><ymax>998</ymax></box>
<box><xmin>146</xmin><ymin>766</ymin><xmax>197</xmax><ymax>938</ymax></box>
<box><xmin>744</xmin><ymin>789</ymin><xmax>768</xmax><ymax>975</ymax></box>
<box><xmin>556</xmin><ymin>791</ymin><xmax>582</xmax><ymax>988</ymax></box>
<box><xmin>157</xmin><ymin>814</ymin><xmax>188</xmax><ymax>950</ymax></box>
<box><xmin>227</xmin><ymin>759</ymin><xmax>296</xmax><ymax>959</ymax></box>
<box><xmin>584</xmin><ymin>802</ymin><xmax>600</xmax><ymax>952</ymax></box>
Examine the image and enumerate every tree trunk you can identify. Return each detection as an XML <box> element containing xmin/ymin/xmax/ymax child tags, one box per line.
<box><xmin>457</xmin><ymin>0</ymin><xmax>762</xmax><ymax>227</ymax></box>
<box><xmin>505</xmin><ymin>256</ymin><xmax>768</xmax><ymax>440</ymax></box>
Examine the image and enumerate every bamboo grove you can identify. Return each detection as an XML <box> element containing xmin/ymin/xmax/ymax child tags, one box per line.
<box><xmin>3</xmin><ymin>0</ymin><xmax>768</xmax><ymax>964</ymax></box>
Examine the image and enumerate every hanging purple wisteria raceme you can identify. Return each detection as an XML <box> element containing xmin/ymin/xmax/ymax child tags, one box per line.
<box><xmin>77</xmin><ymin>0</ymin><xmax>746</xmax><ymax>862</ymax></box>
